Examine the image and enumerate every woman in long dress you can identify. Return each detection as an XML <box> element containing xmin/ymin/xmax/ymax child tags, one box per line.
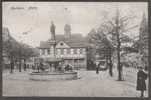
<box><xmin>136</xmin><ymin>66</ymin><xmax>148</xmax><ymax>97</ymax></box>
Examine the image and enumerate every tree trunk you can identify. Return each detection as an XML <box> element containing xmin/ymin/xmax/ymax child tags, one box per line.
<box><xmin>116</xmin><ymin>26</ymin><xmax>122</xmax><ymax>81</ymax></box>
<box><xmin>117</xmin><ymin>40</ymin><xmax>122</xmax><ymax>81</ymax></box>
<box><xmin>115</xmin><ymin>9</ymin><xmax>123</xmax><ymax>81</ymax></box>
<box><xmin>109</xmin><ymin>57</ymin><xmax>113</xmax><ymax>77</ymax></box>
<box><xmin>24</xmin><ymin>59</ymin><xmax>26</xmax><ymax>71</ymax></box>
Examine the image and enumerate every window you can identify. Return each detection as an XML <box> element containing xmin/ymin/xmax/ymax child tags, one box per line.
<box><xmin>42</xmin><ymin>49</ymin><xmax>45</xmax><ymax>55</ymax></box>
<box><xmin>57</xmin><ymin>49</ymin><xmax>60</xmax><ymax>55</ymax></box>
<box><xmin>79</xmin><ymin>48</ymin><xmax>83</xmax><ymax>54</ymax></box>
<box><xmin>73</xmin><ymin>49</ymin><xmax>77</xmax><ymax>54</ymax></box>
<box><xmin>47</xmin><ymin>49</ymin><xmax>50</xmax><ymax>55</ymax></box>
<box><xmin>60</xmin><ymin>42</ymin><xmax>63</xmax><ymax>46</ymax></box>
<box><xmin>61</xmin><ymin>49</ymin><xmax>64</xmax><ymax>55</ymax></box>
<box><xmin>67</xmin><ymin>49</ymin><xmax>70</xmax><ymax>54</ymax></box>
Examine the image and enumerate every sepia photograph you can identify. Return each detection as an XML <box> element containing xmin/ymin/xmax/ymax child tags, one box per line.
<box><xmin>2</xmin><ymin>2</ymin><xmax>149</xmax><ymax>97</ymax></box>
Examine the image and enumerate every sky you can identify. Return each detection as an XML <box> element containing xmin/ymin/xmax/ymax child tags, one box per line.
<box><xmin>3</xmin><ymin>2</ymin><xmax>148</xmax><ymax>47</ymax></box>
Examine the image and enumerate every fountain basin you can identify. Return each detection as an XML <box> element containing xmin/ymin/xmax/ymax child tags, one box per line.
<box><xmin>29</xmin><ymin>71</ymin><xmax>77</xmax><ymax>81</ymax></box>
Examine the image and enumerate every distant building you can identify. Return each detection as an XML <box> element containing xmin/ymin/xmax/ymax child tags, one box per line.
<box><xmin>38</xmin><ymin>23</ymin><xmax>88</xmax><ymax>70</ymax></box>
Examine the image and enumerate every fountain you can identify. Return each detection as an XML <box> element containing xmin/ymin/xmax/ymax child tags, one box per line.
<box><xmin>29</xmin><ymin>57</ymin><xmax>77</xmax><ymax>81</ymax></box>
<box><xmin>29</xmin><ymin>21</ymin><xmax>77</xmax><ymax>81</ymax></box>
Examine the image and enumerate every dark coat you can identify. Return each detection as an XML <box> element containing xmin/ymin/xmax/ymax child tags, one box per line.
<box><xmin>136</xmin><ymin>70</ymin><xmax>147</xmax><ymax>91</ymax></box>
<box><xmin>96</xmin><ymin>66</ymin><xmax>99</xmax><ymax>74</ymax></box>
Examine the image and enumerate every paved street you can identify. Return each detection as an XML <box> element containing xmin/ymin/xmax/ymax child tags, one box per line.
<box><xmin>3</xmin><ymin>68</ymin><xmax>148</xmax><ymax>97</ymax></box>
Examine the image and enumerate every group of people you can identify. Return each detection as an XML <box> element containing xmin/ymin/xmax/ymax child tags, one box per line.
<box><xmin>95</xmin><ymin>60</ymin><xmax>113</xmax><ymax>77</ymax></box>
<box><xmin>33</xmin><ymin>62</ymin><xmax>74</xmax><ymax>72</ymax></box>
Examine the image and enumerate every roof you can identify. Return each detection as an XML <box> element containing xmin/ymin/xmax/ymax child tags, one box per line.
<box><xmin>39</xmin><ymin>33</ymin><xmax>88</xmax><ymax>48</ymax></box>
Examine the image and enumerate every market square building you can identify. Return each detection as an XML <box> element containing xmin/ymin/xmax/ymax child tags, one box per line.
<box><xmin>38</xmin><ymin>23</ymin><xmax>88</xmax><ymax>70</ymax></box>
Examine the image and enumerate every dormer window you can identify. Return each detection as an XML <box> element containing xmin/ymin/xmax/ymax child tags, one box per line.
<box><xmin>60</xmin><ymin>43</ymin><xmax>63</xmax><ymax>46</ymax></box>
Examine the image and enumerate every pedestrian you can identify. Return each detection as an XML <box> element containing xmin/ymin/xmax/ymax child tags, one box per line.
<box><xmin>136</xmin><ymin>66</ymin><xmax>148</xmax><ymax>98</ymax></box>
<box><xmin>95</xmin><ymin>61</ymin><xmax>99</xmax><ymax>74</ymax></box>
<box><xmin>32</xmin><ymin>64</ymin><xmax>34</xmax><ymax>70</ymax></box>
<box><xmin>65</xmin><ymin>64</ymin><xmax>70</xmax><ymax>71</ymax></box>
<box><xmin>37</xmin><ymin>63</ymin><xmax>40</xmax><ymax>72</ymax></box>
<box><xmin>108</xmin><ymin>60</ymin><xmax>113</xmax><ymax>77</ymax></box>
<box><xmin>24</xmin><ymin>63</ymin><xmax>26</xmax><ymax>71</ymax></box>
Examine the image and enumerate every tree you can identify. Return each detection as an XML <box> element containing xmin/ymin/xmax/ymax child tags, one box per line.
<box><xmin>86</xmin><ymin>29</ymin><xmax>97</xmax><ymax>70</ymax></box>
<box><xmin>3</xmin><ymin>27</ymin><xmax>39</xmax><ymax>72</ymax></box>
<box><xmin>86</xmin><ymin>28</ymin><xmax>113</xmax><ymax>70</ymax></box>
<box><xmin>131</xmin><ymin>13</ymin><xmax>148</xmax><ymax>70</ymax></box>
<box><xmin>3</xmin><ymin>36</ymin><xmax>21</xmax><ymax>73</ymax></box>
<box><xmin>138</xmin><ymin>13</ymin><xmax>148</xmax><ymax>70</ymax></box>
<box><xmin>18</xmin><ymin>43</ymin><xmax>39</xmax><ymax>71</ymax></box>
<box><xmin>99</xmin><ymin>8</ymin><xmax>138</xmax><ymax>81</ymax></box>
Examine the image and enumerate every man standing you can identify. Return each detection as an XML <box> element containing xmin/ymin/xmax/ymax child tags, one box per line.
<box><xmin>108</xmin><ymin>60</ymin><xmax>113</xmax><ymax>77</ymax></box>
<box><xmin>95</xmin><ymin>61</ymin><xmax>99</xmax><ymax>74</ymax></box>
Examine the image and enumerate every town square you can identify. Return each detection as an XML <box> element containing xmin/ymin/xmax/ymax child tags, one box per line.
<box><xmin>2</xmin><ymin>2</ymin><xmax>149</xmax><ymax>97</ymax></box>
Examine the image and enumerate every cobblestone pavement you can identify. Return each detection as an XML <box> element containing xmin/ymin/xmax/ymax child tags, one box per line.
<box><xmin>3</xmin><ymin>68</ymin><xmax>149</xmax><ymax>97</ymax></box>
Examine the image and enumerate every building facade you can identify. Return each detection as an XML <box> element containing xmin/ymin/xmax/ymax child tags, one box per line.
<box><xmin>38</xmin><ymin>23</ymin><xmax>88</xmax><ymax>70</ymax></box>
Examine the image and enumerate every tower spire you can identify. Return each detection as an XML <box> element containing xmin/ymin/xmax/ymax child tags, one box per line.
<box><xmin>50</xmin><ymin>21</ymin><xmax>56</xmax><ymax>41</ymax></box>
<box><xmin>64</xmin><ymin>24</ymin><xmax>71</xmax><ymax>39</ymax></box>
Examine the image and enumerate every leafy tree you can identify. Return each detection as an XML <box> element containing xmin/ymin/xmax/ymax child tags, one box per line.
<box><xmin>86</xmin><ymin>28</ymin><xmax>113</xmax><ymax>71</ymax></box>
<box><xmin>3</xmin><ymin>27</ymin><xmax>39</xmax><ymax>72</ymax></box>
<box><xmin>86</xmin><ymin>29</ymin><xmax>97</xmax><ymax>70</ymax></box>
<box><xmin>133</xmin><ymin>13</ymin><xmax>148</xmax><ymax>70</ymax></box>
<box><xmin>3</xmin><ymin>35</ymin><xmax>21</xmax><ymax>73</ymax></box>
<box><xmin>99</xmin><ymin>9</ymin><xmax>138</xmax><ymax>81</ymax></box>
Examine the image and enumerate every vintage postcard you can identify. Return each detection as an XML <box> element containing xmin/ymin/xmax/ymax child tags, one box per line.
<box><xmin>2</xmin><ymin>2</ymin><xmax>149</xmax><ymax>97</ymax></box>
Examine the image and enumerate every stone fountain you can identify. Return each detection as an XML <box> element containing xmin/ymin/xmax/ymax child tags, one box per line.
<box><xmin>29</xmin><ymin>21</ymin><xmax>77</xmax><ymax>81</ymax></box>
